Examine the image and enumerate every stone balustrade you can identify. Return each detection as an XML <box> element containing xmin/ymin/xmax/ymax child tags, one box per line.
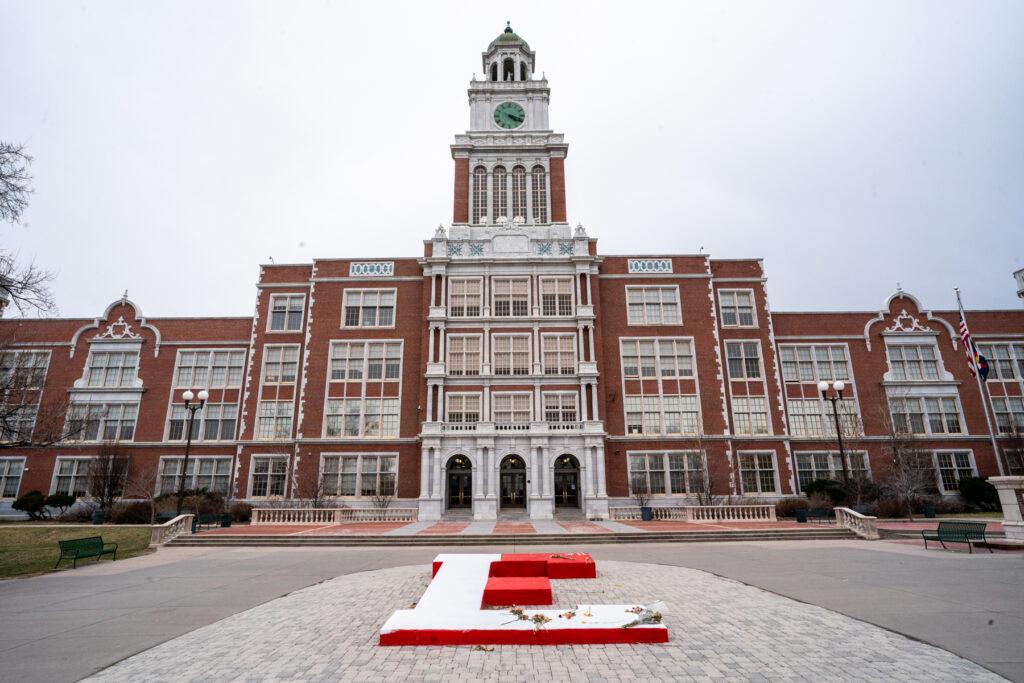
<box><xmin>834</xmin><ymin>507</ymin><xmax>879</xmax><ymax>540</ymax></box>
<box><xmin>608</xmin><ymin>505</ymin><xmax>777</xmax><ymax>522</ymax></box>
<box><xmin>251</xmin><ymin>507</ymin><xmax>419</xmax><ymax>525</ymax></box>
<box><xmin>149</xmin><ymin>514</ymin><xmax>194</xmax><ymax>545</ymax></box>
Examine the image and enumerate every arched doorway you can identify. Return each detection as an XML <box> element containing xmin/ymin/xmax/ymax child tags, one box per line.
<box><xmin>499</xmin><ymin>455</ymin><xmax>527</xmax><ymax>508</ymax></box>
<box><xmin>554</xmin><ymin>454</ymin><xmax>580</xmax><ymax>508</ymax></box>
<box><xmin>446</xmin><ymin>455</ymin><xmax>472</xmax><ymax>509</ymax></box>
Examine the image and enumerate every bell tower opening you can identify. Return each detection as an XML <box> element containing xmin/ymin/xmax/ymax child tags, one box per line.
<box><xmin>502</xmin><ymin>58</ymin><xmax>515</xmax><ymax>81</ymax></box>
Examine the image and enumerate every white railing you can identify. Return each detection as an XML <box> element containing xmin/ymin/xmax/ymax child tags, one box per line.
<box><xmin>442</xmin><ymin>423</ymin><xmax>477</xmax><ymax>432</ymax></box>
<box><xmin>609</xmin><ymin>505</ymin><xmax>777</xmax><ymax>522</ymax></box>
<box><xmin>149</xmin><ymin>514</ymin><xmax>194</xmax><ymax>545</ymax></box>
<box><xmin>251</xmin><ymin>507</ymin><xmax>419</xmax><ymax>525</ymax></box>
<box><xmin>548</xmin><ymin>422</ymin><xmax>582</xmax><ymax>431</ymax></box>
<box><xmin>495</xmin><ymin>423</ymin><xmax>530</xmax><ymax>431</ymax></box>
<box><xmin>834</xmin><ymin>507</ymin><xmax>879</xmax><ymax>540</ymax></box>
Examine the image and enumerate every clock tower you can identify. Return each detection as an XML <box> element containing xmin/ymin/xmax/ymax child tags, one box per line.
<box><xmin>452</xmin><ymin>23</ymin><xmax>569</xmax><ymax>226</ymax></box>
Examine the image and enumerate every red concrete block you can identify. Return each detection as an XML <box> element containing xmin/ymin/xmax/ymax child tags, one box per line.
<box><xmin>482</xmin><ymin>576</ymin><xmax>553</xmax><ymax>606</ymax></box>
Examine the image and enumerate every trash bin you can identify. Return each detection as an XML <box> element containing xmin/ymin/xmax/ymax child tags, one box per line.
<box><xmin>640</xmin><ymin>506</ymin><xmax>654</xmax><ymax>521</ymax></box>
<box><xmin>220</xmin><ymin>512</ymin><xmax>232</xmax><ymax>528</ymax></box>
<box><xmin>795</xmin><ymin>508</ymin><xmax>808</xmax><ymax>523</ymax></box>
<box><xmin>923</xmin><ymin>504</ymin><xmax>936</xmax><ymax>519</ymax></box>
<box><xmin>91</xmin><ymin>509</ymin><xmax>106</xmax><ymax>525</ymax></box>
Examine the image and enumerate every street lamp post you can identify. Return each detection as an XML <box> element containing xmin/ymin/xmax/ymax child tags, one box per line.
<box><xmin>818</xmin><ymin>380</ymin><xmax>849</xmax><ymax>484</ymax></box>
<box><xmin>175</xmin><ymin>388</ymin><xmax>209</xmax><ymax>516</ymax></box>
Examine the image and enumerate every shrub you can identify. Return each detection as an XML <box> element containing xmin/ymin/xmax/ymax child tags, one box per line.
<box><xmin>957</xmin><ymin>477</ymin><xmax>1001</xmax><ymax>512</ymax></box>
<box><xmin>154</xmin><ymin>489</ymin><xmax>225</xmax><ymax>515</ymax></box>
<box><xmin>44</xmin><ymin>493</ymin><xmax>77</xmax><ymax>516</ymax></box>
<box><xmin>229</xmin><ymin>502</ymin><xmax>252</xmax><ymax>523</ymax></box>
<box><xmin>802</xmin><ymin>479</ymin><xmax>846</xmax><ymax>505</ymax></box>
<box><xmin>934</xmin><ymin>497</ymin><xmax>968</xmax><ymax>515</ymax></box>
<box><xmin>874</xmin><ymin>497</ymin><xmax>908</xmax><ymax>519</ymax></box>
<box><xmin>807</xmin><ymin>493</ymin><xmax>834</xmax><ymax>511</ymax></box>
<box><xmin>59</xmin><ymin>499</ymin><xmax>99</xmax><ymax>522</ymax></box>
<box><xmin>775</xmin><ymin>498</ymin><xmax>809</xmax><ymax>518</ymax></box>
<box><xmin>12</xmin><ymin>490</ymin><xmax>48</xmax><ymax>520</ymax></box>
<box><xmin>110</xmin><ymin>501</ymin><xmax>154</xmax><ymax>524</ymax></box>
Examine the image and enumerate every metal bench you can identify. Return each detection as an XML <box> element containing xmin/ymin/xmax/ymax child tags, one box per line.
<box><xmin>55</xmin><ymin>536</ymin><xmax>118</xmax><ymax>569</ymax></box>
<box><xmin>922</xmin><ymin>520</ymin><xmax>992</xmax><ymax>553</ymax></box>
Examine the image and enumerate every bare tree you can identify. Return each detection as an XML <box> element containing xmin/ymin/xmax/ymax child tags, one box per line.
<box><xmin>875</xmin><ymin>402</ymin><xmax>937</xmax><ymax>521</ymax></box>
<box><xmin>0</xmin><ymin>338</ymin><xmax>69</xmax><ymax>449</ymax></box>
<box><xmin>688</xmin><ymin>430</ymin><xmax>720</xmax><ymax>506</ymax></box>
<box><xmin>88</xmin><ymin>442</ymin><xmax>130</xmax><ymax>511</ymax></box>
<box><xmin>291</xmin><ymin>463</ymin><xmax>329</xmax><ymax>508</ymax></box>
<box><xmin>122</xmin><ymin>465</ymin><xmax>160</xmax><ymax>524</ymax></box>
<box><xmin>0</xmin><ymin>142</ymin><xmax>32</xmax><ymax>224</ymax></box>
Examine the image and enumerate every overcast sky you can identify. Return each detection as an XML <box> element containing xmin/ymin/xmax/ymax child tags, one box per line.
<box><xmin>2</xmin><ymin>1</ymin><xmax>1022</xmax><ymax>318</ymax></box>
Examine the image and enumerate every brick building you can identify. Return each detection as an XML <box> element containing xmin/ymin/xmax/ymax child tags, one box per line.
<box><xmin>2</xmin><ymin>27</ymin><xmax>1023</xmax><ymax>520</ymax></box>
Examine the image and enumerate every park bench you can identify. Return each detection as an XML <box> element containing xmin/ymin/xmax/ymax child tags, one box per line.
<box><xmin>55</xmin><ymin>536</ymin><xmax>117</xmax><ymax>569</ymax></box>
<box><xmin>921</xmin><ymin>521</ymin><xmax>992</xmax><ymax>553</ymax></box>
<box><xmin>807</xmin><ymin>507</ymin><xmax>833</xmax><ymax>524</ymax></box>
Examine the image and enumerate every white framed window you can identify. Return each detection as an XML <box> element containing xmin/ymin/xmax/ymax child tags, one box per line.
<box><xmin>718</xmin><ymin>289</ymin><xmax>756</xmax><ymax>328</ymax></box>
<box><xmin>731</xmin><ymin>397</ymin><xmax>769</xmax><ymax>435</ymax></box>
<box><xmin>889</xmin><ymin>396</ymin><xmax>963</xmax><ymax>435</ymax></box>
<box><xmin>0</xmin><ymin>350</ymin><xmax>50</xmax><ymax>389</ymax></box>
<box><xmin>85</xmin><ymin>350</ymin><xmax>139</xmax><ymax>388</ymax></box>
<box><xmin>1</xmin><ymin>405</ymin><xmax>37</xmax><ymax>443</ymax></box>
<box><xmin>531</xmin><ymin>165</ymin><xmax>547</xmax><ymax>223</ymax></box>
<box><xmin>256</xmin><ymin>401</ymin><xmax>293</xmax><ymax>440</ymax></box>
<box><xmin>52</xmin><ymin>457</ymin><xmax>94</xmax><ymax>496</ymax></box>
<box><xmin>621</xmin><ymin>339</ymin><xmax>694</xmax><ymax>379</ymax></box>
<box><xmin>449</xmin><ymin>278</ymin><xmax>483</xmax><ymax>317</ymax></box>
<box><xmin>626</xmin><ymin>286</ymin><xmax>680</xmax><ymax>325</ymax></box>
<box><xmin>343</xmin><ymin>289</ymin><xmax>396</xmax><ymax>328</ymax></box>
<box><xmin>1006</xmin><ymin>450</ymin><xmax>1024</xmax><ymax>476</ymax></box>
<box><xmin>250</xmin><ymin>455</ymin><xmax>289</xmax><ymax>497</ymax></box>
<box><xmin>542</xmin><ymin>335</ymin><xmax>576</xmax><ymax>375</ymax></box>
<box><xmin>471</xmin><ymin>166</ymin><xmax>487</xmax><ymax>225</ymax></box>
<box><xmin>66</xmin><ymin>403</ymin><xmax>138</xmax><ymax>441</ymax></box>
<box><xmin>492</xmin><ymin>278</ymin><xmax>530</xmax><ymax>317</ymax></box>
<box><xmin>738</xmin><ymin>452</ymin><xmax>778</xmax><ymax>494</ymax></box>
<box><xmin>795</xmin><ymin>451</ymin><xmax>870</xmax><ymax>491</ymax></box>
<box><xmin>157</xmin><ymin>456</ymin><xmax>232</xmax><ymax>495</ymax></box>
<box><xmin>493</xmin><ymin>392</ymin><xmax>531</xmax><ymax>425</ymax></box>
<box><xmin>447</xmin><ymin>393</ymin><xmax>481</xmax><ymax>423</ymax></box>
<box><xmin>447</xmin><ymin>336</ymin><xmax>482</xmax><ymax>376</ymax></box>
<box><xmin>886</xmin><ymin>343</ymin><xmax>940</xmax><ymax>381</ymax></box>
<box><xmin>543</xmin><ymin>392</ymin><xmax>578</xmax><ymax>424</ymax></box>
<box><xmin>511</xmin><ymin>165</ymin><xmax>527</xmax><ymax>219</ymax></box>
<box><xmin>323</xmin><ymin>398</ymin><xmax>399</xmax><ymax>438</ymax></box>
<box><xmin>262</xmin><ymin>345</ymin><xmax>299</xmax><ymax>385</ymax></box>
<box><xmin>492</xmin><ymin>166</ymin><xmax>507</xmax><ymax>218</ymax></box>
<box><xmin>625</xmin><ymin>395</ymin><xmax>699</xmax><ymax>435</ymax></box>
<box><xmin>935</xmin><ymin>451</ymin><xmax>976</xmax><ymax>493</ymax></box>
<box><xmin>268</xmin><ymin>294</ymin><xmax>305</xmax><ymax>332</ymax></box>
<box><xmin>166</xmin><ymin>403</ymin><xmax>238</xmax><ymax>442</ymax></box>
<box><xmin>539</xmin><ymin>278</ymin><xmax>573</xmax><ymax>316</ymax></box>
<box><xmin>628</xmin><ymin>451</ymin><xmax>706</xmax><ymax>496</ymax></box>
<box><xmin>786</xmin><ymin>398</ymin><xmax>860</xmax><ymax>437</ymax></box>
<box><xmin>779</xmin><ymin>345</ymin><xmax>851</xmax><ymax>383</ymax></box>
<box><xmin>174</xmin><ymin>350</ymin><xmax>245</xmax><ymax>388</ymax></box>
<box><xmin>321</xmin><ymin>453</ymin><xmax>396</xmax><ymax>497</ymax></box>
<box><xmin>329</xmin><ymin>341</ymin><xmax>402</xmax><ymax>381</ymax></box>
<box><xmin>493</xmin><ymin>335</ymin><xmax>531</xmax><ymax>376</ymax></box>
<box><xmin>977</xmin><ymin>343</ymin><xmax>1024</xmax><ymax>381</ymax></box>
<box><xmin>991</xmin><ymin>397</ymin><xmax>1024</xmax><ymax>434</ymax></box>
<box><xmin>726</xmin><ymin>342</ymin><xmax>762</xmax><ymax>380</ymax></box>
<box><xmin>0</xmin><ymin>458</ymin><xmax>25</xmax><ymax>498</ymax></box>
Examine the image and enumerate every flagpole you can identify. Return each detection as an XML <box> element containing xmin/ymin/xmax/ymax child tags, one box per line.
<box><xmin>955</xmin><ymin>287</ymin><xmax>1005</xmax><ymax>476</ymax></box>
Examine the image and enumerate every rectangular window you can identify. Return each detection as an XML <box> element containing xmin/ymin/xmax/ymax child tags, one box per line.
<box><xmin>779</xmin><ymin>345</ymin><xmax>851</xmax><ymax>383</ymax></box>
<box><xmin>329</xmin><ymin>341</ymin><xmax>402</xmax><ymax>381</ymax></box>
<box><xmin>886</xmin><ymin>344</ymin><xmax>940</xmax><ymax>381</ymax></box>
<box><xmin>493</xmin><ymin>335</ymin><xmax>530</xmax><ymax>376</ymax></box>
<box><xmin>0</xmin><ymin>350</ymin><xmax>49</xmax><ymax>389</ymax></box>
<box><xmin>795</xmin><ymin>452</ymin><xmax>870</xmax><ymax>491</ymax></box>
<box><xmin>262</xmin><ymin>345</ymin><xmax>299</xmax><ymax>385</ymax></box>
<box><xmin>738</xmin><ymin>452</ymin><xmax>777</xmax><ymax>494</ymax></box>
<box><xmin>726</xmin><ymin>342</ymin><xmax>762</xmax><ymax>379</ymax></box>
<box><xmin>493</xmin><ymin>393</ymin><xmax>531</xmax><ymax>425</ymax></box>
<box><xmin>324</xmin><ymin>398</ymin><xmax>399</xmax><ymax>438</ymax></box>
<box><xmin>157</xmin><ymin>457</ymin><xmax>232</xmax><ymax>495</ymax></box>
<box><xmin>66</xmin><ymin>403</ymin><xmax>138</xmax><ymax>441</ymax></box>
<box><xmin>991</xmin><ymin>397</ymin><xmax>1024</xmax><ymax>434</ymax></box>
<box><xmin>977</xmin><ymin>343</ymin><xmax>1023</xmax><ymax>381</ymax></box>
<box><xmin>543</xmin><ymin>392</ymin><xmax>578</xmax><ymax>424</ymax></box>
<box><xmin>621</xmin><ymin>338</ymin><xmax>694</xmax><ymax>379</ymax></box>
<box><xmin>251</xmin><ymin>456</ymin><xmax>289</xmax><ymax>497</ymax></box>
<box><xmin>320</xmin><ymin>454</ymin><xmax>396</xmax><ymax>497</ymax></box>
<box><xmin>628</xmin><ymin>453</ymin><xmax>666</xmax><ymax>495</ymax></box>
<box><xmin>719</xmin><ymin>289</ymin><xmax>755</xmax><ymax>327</ymax></box>
<box><xmin>626</xmin><ymin>286</ymin><xmax>680</xmax><ymax>325</ymax></box>
<box><xmin>889</xmin><ymin>396</ymin><xmax>963</xmax><ymax>435</ymax></box>
<box><xmin>256</xmin><ymin>401</ymin><xmax>293</xmax><ymax>440</ymax></box>
<box><xmin>167</xmin><ymin>403</ymin><xmax>238</xmax><ymax>442</ymax></box>
<box><xmin>731</xmin><ymin>397</ymin><xmax>769</xmax><ymax>435</ymax></box>
<box><xmin>86</xmin><ymin>350</ymin><xmax>139</xmax><ymax>388</ymax></box>
<box><xmin>625</xmin><ymin>395</ymin><xmax>699</xmax><ymax>435</ymax></box>
<box><xmin>0</xmin><ymin>458</ymin><xmax>24</xmax><ymax>498</ymax></box>
<box><xmin>447</xmin><ymin>394</ymin><xmax>481</xmax><ymax>423</ymax></box>
<box><xmin>493</xmin><ymin>278</ymin><xmax>530</xmax><ymax>317</ymax></box>
<box><xmin>269</xmin><ymin>294</ymin><xmax>305</xmax><ymax>331</ymax></box>
<box><xmin>449</xmin><ymin>279</ymin><xmax>482</xmax><ymax>317</ymax></box>
<box><xmin>540</xmin><ymin>278</ymin><xmax>574</xmax><ymax>316</ymax></box>
<box><xmin>542</xmin><ymin>335</ymin><xmax>576</xmax><ymax>375</ymax></box>
<box><xmin>53</xmin><ymin>458</ymin><xmax>93</xmax><ymax>496</ymax></box>
<box><xmin>0</xmin><ymin>405</ymin><xmax>37</xmax><ymax>443</ymax></box>
<box><xmin>175</xmin><ymin>350</ymin><xmax>245</xmax><ymax>388</ymax></box>
<box><xmin>343</xmin><ymin>289</ymin><xmax>396</xmax><ymax>328</ymax></box>
<box><xmin>1007</xmin><ymin>450</ymin><xmax>1024</xmax><ymax>476</ymax></box>
<box><xmin>936</xmin><ymin>451</ymin><xmax>975</xmax><ymax>492</ymax></box>
<box><xmin>447</xmin><ymin>336</ymin><xmax>482</xmax><ymax>376</ymax></box>
<box><xmin>787</xmin><ymin>398</ymin><xmax>860</xmax><ymax>437</ymax></box>
<box><xmin>627</xmin><ymin>451</ymin><xmax>709</xmax><ymax>495</ymax></box>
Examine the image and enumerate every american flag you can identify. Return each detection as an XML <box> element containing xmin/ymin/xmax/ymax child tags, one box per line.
<box><xmin>958</xmin><ymin>314</ymin><xmax>989</xmax><ymax>381</ymax></box>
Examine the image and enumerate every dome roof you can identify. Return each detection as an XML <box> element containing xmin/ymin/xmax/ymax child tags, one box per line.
<box><xmin>490</xmin><ymin>22</ymin><xmax>529</xmax><ymax>50</ymax></box>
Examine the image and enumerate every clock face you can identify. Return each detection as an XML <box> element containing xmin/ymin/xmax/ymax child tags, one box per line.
<box><xmin>493</xmin><ymin>102</ymin><xmax>525</xmax><ymax>129</ymax></box>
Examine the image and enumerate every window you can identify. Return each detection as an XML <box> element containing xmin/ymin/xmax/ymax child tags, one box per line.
<box><xmin>531</xmin><ymin>165</ymin><xmax>547</xmax><ymax>223</ymax></box>
<box><xmin>493</xmin><ymin>393</ymin><xmax>531</xmax><ymax>424</ymax></box>
<box><xmin>936</xmin><ymin>451</ymin><xmax>976</xmax><ymax>492</ymax></box>
<box><xmin>329</xmin><ymin>341</ymin><xmax>402</xmax><ymax>381</ymax></box>
<box><xmin>889</xmin><ymin>396</ymin><xmax>963</xmax><ymax>435</ymax></box>
<box><xmin>625</xmin><ymin>395</ymin><xmax>699</xmax><ymax>435</ymax></box>
<box><xmin>731</xmin><ymin>397</ymin><xmax>769</xmax><ymax>435</ymax></box>
<box><xmin>738</xmin><ymin>452</ymin><xmax>777</xmax><ymax>494</ymax></box>
<box><xmin>262</xmin><ymin>346</ymin><xmax>299</xmax><ymax>385</ymax></box>
<box><xmin>66</xmin><ymin>403</ymin><xmax>138</xmax><ymax>441</ymax></box>
<box><xmin>628</xmin><ymin>453</ymin><xmax>665</xmax><ymax>494</ymax></box>
<box><xmin>251</xmin><ymin>456</ymin><xmax>289</xmax><ymax>497</ymax></box>
<box><xmin>991</xmin><ymin>397</ymin><xmax>1024</xmax><ymax>434</ymax></box>
<box><xmin>726</xmin><ymin>342</ymin><xmax>762</xmax><ymax>379</ymax></box>
<box><xmin>621</xmin><ymin>339</ymin><xmax>693</xmax><ymax>379</ymax></box>
<box><xmin>493</xmin><ymin>278</ymin><xmax>529</xmax><ymax>316</ymax></box>
<box><xmin>886</xmin><ymin>344</ymin><xmax>940</xmax><ymax>381</ymax></box>
<box><xmin>157</xmin><ymin>457</ymin><xmax>232</xmax><ymax>495</ymax></box>
<box><xmin>719</xmin><ymin>290</ymin><xmax>755</xmax><ymax>327</ymax></box>
<box><xmin>321</xmin><ymin>454</ymin><xmax>396</xmax><ymax>497</ymax></box>
<box><xmin>626</xmin><ymin>287</ymin><xmax>680</xmax><ymax>325</ymax></box>
<box><xmin>0</xmin><ymin>350</ymin><xmax>49</xmax><ymax>389</ymax></box>
<box><xmin>447</xmin><ymin>394</ymin><xmax>481</xmax><ymax>423</ymax></box>
<box><xmin>471</xmin><ymin>166</ymin><xmax>487</xmax><ymax>224</ymax></box>
<box><xmin>449</xmin><ymin>279</ymin><xmax>482</xmax><ymax>317</ymax></box>
<box><xmin>343</xmin><ymin>289</ymin><xmax>396</xmax><ymax>328</ymax></box>
<box><xmin>53</xmin><ymin>458</ymin><xmax>92</xmax><ymax>496</ymax></box>
<box><xmin>628</xmin><ymin>452</ymin><xmax>705</xmax><ymax>496</ymax></box>
<box><xmin>492</xmin><ymin>166</ymin><xmax>507</xmax><ymax>219</ymax></box>
<box><xmin>175</xmin><ymin>350</ymin><xmax>245</xmax><ymax>388</ymax></box>
<box><xmin>542</xmin><ymin>335</ymin><xmax>576</xmax><ymax>375</ymax></box>
<box><xmin>493</xmin><ymin>335</ymin><xmax>530</xmax><ymax>375</ymax></box>
<box><xmin>511</xmin><ymin>165</ymin><xmax>527</xmax><ymax>219</ymax></box>
<box><xmin>795</xmin><ymin>452</ymin><xmax>870</xmax><ymax>491</ymax></box>
<box><xmin>780</xmin><ymin>345</ymin><xmax>851</xmax><ymax>383</ymax></box>
<box><xmin>925</xmin><ymin>397</ymin><xmax>962</xmax><ymax>434</ymax></box>
<box><xmin>0</xmin><ymin>458</ymin><xmax>24</xmax><ymax>498</ymax></box>
<box><xmin>1006</xmin><ymin>451</ymin><xmax>1024</xmax><ymax>476</ymax></box>
<box><xmin>86</xmin><ymin>350</ymin><xmax>139</xmax><ymax>388</ymax></box>
<box><xmin>448</xmin><ymin>336</ymin><xmax>481</xmax><ymax>376</ymax></box>
<box><xmin>540</xmin><ymin>278</ymin><xmax>573</xmax><ymax>316</ymax></box>
<box><xmin>324</xmin><ymin>398</ymin><xmax>399</xmax><ymax>438</ymax></box>
<box><xmin>1</xmin><ymin>406</ymin><xmax>37</xmax><ymax>442</ymax></box>
<box><xmin>167</xmin><ymin>403</ymin><xmax>238</xmax><ymax>441</ymax></box>
<box><xmin>256</xmin><ymin>401</ymin><xmax>293</xmax><ymax>440</ymax></box>
<box><xmin>977</xmin><ymin>343</ymin><xmax>1024</xmax><ymax>381</ymax></box>
<box><xmin>269</xmin><ymin>294</ymin><xmax>305</xmax><ymax>331</ymax></box>
<box><xmin>787</xmin><ymin>398</ymin><xmax>860</xmax><ymax>437</ymax></box>
<box><xmin>543</xmin><ymin>393</ymin><xmax>578</xmax><ymax>424</ymax></box>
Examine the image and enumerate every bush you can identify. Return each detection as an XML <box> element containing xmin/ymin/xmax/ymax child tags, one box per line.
<box><xmin>775</xmin><ymin>498</ymin><xmax>809</xmax><ymax>518</ymax></box>
<box><xmin>802</xmin><ymin>479</ymin><xmax>846</xmax><ymax>505</ymax></box>
<box><xmin>110</xmin><ymin>501</ymin><xmax>154</xmax><ymax>524</ymax></box>
<box><xmin>154</xmin><ymin>489</ymin><xmax>225</xmax><ymax>515</ymax></box>
<box><xmin>12</xmin><ymin>490</ymin><xmax>48</xmax><ymax>520</ymax></box>
<box><xmin>229</xmin><ymin>502</ymin><xmax>252</xmax><ymax>523</ymax></box>
<box><xmin>59</xmin><ymin>499</ymin><xmax>99</xmax><ymax>522</ymax></box>
<box><xmin>934</xmin><ymin>497</ymin><xmax>969</xmax><ymax>515</ymax></box>
<box><xmin>957</xmin><ymin>477</ymin><xmax>1001</xmax><ymax>512</ymax></box>
<box><xmin>44</xmin><ymin>493</ymin><xmax>77</xmax><ymax>516</ymax></box>
<box><xmin>807</xmin><ymin>493</ymin><xmax>834</xmax><ymax>510</ymax></box>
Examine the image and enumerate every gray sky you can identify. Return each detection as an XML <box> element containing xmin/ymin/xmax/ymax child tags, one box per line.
<box><xmin>2</xmin><ymin>1</ymin><xmax>1022</xmax><ymax>318</ymax></box>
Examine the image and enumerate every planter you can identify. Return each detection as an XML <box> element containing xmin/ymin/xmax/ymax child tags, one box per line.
<box><xmin>794</xmin><ymin>508</ymin><xmax>808</xmax><ymax>523</ymax></box>
<box><xmin>640</xmin><ymin>506</ymin><xmax>654</xmax><ymax>521</ymax></box>
<box><xmin>91</xmin><ymin>510</ymin><xmax>106</xmax><ymax>525</ymax></box>
<box><xmin>220</xmin><ymin>512</ymin><xmax>232</xmax><ymax>528</ymax></box>
<box><xmin>923</xmin><ymin>504</ymin><xmax>936</xmax><ymax>519</ymax></box>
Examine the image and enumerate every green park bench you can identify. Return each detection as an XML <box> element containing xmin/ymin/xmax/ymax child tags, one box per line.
<box><xmin>921</xmin><ymin>521</ymin><xmax>992</xmax><ymax>554</ymax></box>
<box><xmin>807</xmin><ymin>507</ymin><xmax>832</xmax><ymax>524</ymax></box>
<box><xmin>55</xmin><ymin>536</ymin><xmax>118</xmax><ymax>569</ymax></box>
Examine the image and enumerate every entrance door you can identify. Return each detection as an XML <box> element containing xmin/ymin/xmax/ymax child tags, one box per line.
<box><xmin>499</xmin><ymin>455</ymin><xmax>527</xmax><ymax>508</ymax></box>
<box><xmin>446</xmin><ymin>455</ymin><xmax>472</xmax><ymax>509</ymax></box>
<box><xmin>554</xmin><ymin>454</ymin><xmax>580</xmax><ymax>508</ymax></box>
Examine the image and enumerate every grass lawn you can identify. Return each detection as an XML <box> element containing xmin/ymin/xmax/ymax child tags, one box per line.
<box><xmin>0</xmin><ymin>525</ymin><xmax>153</xmax><ymax>578</ymax></box>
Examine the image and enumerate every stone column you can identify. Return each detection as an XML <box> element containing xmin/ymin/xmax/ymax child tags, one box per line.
<box><xmin>989</xmin><ymin>476</ymin><xmax>1024</xmax><ymax>545</ymax></box>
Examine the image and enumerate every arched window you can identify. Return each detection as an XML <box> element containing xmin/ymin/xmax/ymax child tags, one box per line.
<box><xmin>520</xmin><ymin>63</ymin><xmax>528</xmax><ymax>81</ymax></box>
<box><xmin>492</xmin><ymin>166</ymin><xmax>507</xmax><ymax>220</ymax></box>
<box><xmin>531</xmin><ymin>165</ymin><xmax>547</xmax><ymax>223</ymax></box>
<box><xmin>503</xmin><ymin>58</ymin><xmax>515</xmax><ymax>81</ymax></box>
<box><xmin>471</xmin><ymin>166</ymin><xmax>487</xmax><ymax>224</ymax></box>
<box><xmin>490</xmin><ymin>63</ymin><xmax>498</xmax><ymax>82</ymax></box>
<box><xmin>511</xmin><ymin>166</ymin><xmax>527</xmax><ymax>221</ymax></box>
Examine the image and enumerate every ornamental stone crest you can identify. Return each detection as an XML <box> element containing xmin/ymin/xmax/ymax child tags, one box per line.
<box><xmin>350</xmin><ymin>262</ymin><xmax>395</xmax><ymax>277</ymax></box>
<box><xmin>884</xmin><ymin>309</ymin><xmax>931</xmax><ymax>333</ymax></box>
<box><xmin>628</xmin><ymin>258</ymin><xmax>673</xmax><ymax>274</ymax></box>
<box><xmin>96</xmin><ymin>316</ymin><xmax>140</xmax><ymax>340</ymax></box>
